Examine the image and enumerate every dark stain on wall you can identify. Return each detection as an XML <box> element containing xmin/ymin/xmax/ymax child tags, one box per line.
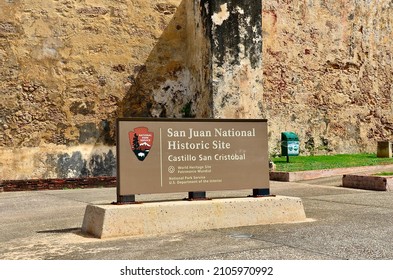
<box><xmin>57</xmin><ymin>151</ymin><xmax>87</xmax><ymax>178</ymax></box>
<box><xmin>206</xmin><ymin>0</ymin><xmax>262</xmax><ymax>68</ymax></box>
<box><xmin>56</xmin><ymin>150</ymin><xmax>116</xmax><ymax>178</ymax></box>
<box><xmin>97</xmin><ymin>119</ymin><xmax>115</xmax><ymax>145</ymax></box>
<box><xmin>88</xmin><ymin>150</ymin><xmax>116</xmax><ymax>177</ymax></box>
<box><xmin>77</xmin><ymin>123</ymin><xmax>99</xmax><ymax>144</ymax></box>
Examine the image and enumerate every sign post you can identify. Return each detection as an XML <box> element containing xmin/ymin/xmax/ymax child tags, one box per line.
<box><xmin>116</xmin><ymin>118</ymin><xmax>270</xmax><ymax>203</ymax></box>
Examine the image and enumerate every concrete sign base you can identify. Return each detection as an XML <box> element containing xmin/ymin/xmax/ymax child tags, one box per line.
<box><xmin>81</xmin><ymin>196</ymin><xmax>307</xmax><ymax>239</ymax></box>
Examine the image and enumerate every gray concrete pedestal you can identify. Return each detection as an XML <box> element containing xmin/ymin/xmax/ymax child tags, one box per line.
<box><xmin>82</xmin><ymin>196</ymin><xmax>307</xmax><ymax>238</ymax></box>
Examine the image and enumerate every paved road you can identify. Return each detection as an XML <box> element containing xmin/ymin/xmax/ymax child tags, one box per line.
<box><xmin>297</xmin><ymin>175</ymin><xmax>344</xmax><ymax>187</ymax></box>
<box><xmin>1</xmin><ymin>178</ymin><xmax>393</xmax><ymax>260</ymax></box>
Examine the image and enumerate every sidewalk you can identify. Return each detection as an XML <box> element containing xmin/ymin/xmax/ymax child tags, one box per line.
<box><xmin>1</xmin><ymin>176</ymin><xmax>393</xmax><ymax>260</ymax></box>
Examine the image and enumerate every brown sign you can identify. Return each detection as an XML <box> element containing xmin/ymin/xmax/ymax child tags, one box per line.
<box><xmin>117</xmin><ymin>118</ymin><xmax>269</xmax><ymax>197</ymax></box>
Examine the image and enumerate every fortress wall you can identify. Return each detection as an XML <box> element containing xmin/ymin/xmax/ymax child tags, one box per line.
<box><xmin>1</xmin><ymin>0</ymin><xmax>393</xmax><ymax>179</ymax></box>
<box><xmin>262</xmin><ymin>0</ymin><xmax>393</xmax><ymax>155</ymax></box>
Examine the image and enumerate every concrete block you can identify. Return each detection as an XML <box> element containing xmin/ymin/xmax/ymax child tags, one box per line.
<box><xmin>342</xmin><ymin>174</ymin><xmax>393</xmax><ymax>191</ymax></box>
<box><xmin>82</xmin><ymin>196</ymin><xmax>307</xmax><ymax>238</ymax></box>
<box><xmin>269</xmin><ymin>171</ymin><xmax>290</xmax><ymax>181</ymax></box>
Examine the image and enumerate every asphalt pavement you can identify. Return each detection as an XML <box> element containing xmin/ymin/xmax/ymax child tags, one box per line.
<box><xmin>1</xmin><ymin>177</ymin><xmax>393</xmax><ymax>260</ymax></box>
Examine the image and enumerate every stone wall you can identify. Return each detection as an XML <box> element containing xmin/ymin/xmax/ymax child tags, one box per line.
<box><xmin>209</xmin><ymin>0</ymin><xmax>263</xmax><ymax>119</ymax></box>
<box><xmin>262</xmin><ymin>0</ymin><xmax>393</xmax><ymax>155</ymax></box>
<box><xmin>1</xmin><ymin>0</ymin><xmax>189</xmax><ymax>180</ymax></box>
<box><xmin>1</xmin><ymin>0</ymin><xmax>393</xmax><ymax>180</ymax></box>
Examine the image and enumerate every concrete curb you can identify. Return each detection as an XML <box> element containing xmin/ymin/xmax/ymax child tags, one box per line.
<box><xmin>342</xmin><ymin>174</ymin><xmax>393</xmax><ymax>191</ymax></box>
<box><xmin>82</xmin><ymin>196</ymin><xmax>307</xmax><ymax>238</ymax></box>
<box><xmin>270</xmin><ymin>164</ymin><xmax>393</xmax><ymax>182</ymax></box>
<box><xmin>0</xmin><ymin>177</ymin><xmax>116</xmax><ymax>192</ymax></box>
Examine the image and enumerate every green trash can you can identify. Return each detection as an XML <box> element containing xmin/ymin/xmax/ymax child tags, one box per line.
<box><xmin>281</xmin><ymin>132</ymin><xmax>299</xmax><ymax>157</ymax></box>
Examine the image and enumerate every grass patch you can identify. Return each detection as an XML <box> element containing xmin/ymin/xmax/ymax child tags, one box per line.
<box><xmin>272</xmin><ymin>153</ymin><xmax>393</xmax><ymax>172</ymax></box>
<box><xmin>373</xmin><ymin>171</ymin><xmax>393</xmax><ymax>176</ymax></box>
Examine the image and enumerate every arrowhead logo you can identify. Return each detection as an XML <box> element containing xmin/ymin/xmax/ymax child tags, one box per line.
<box><xmin>129</xmin><ymin>127</ymin><xmax>154</xmax><ymax>161</ymax></box>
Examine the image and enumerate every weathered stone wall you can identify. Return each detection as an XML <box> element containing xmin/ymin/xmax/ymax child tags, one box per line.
<box><xmin>185</xmin><ymin>0</ymin><xmax>212</xmax><ymax>119</ymax></box>
<box><xmin>0</xmin><ymin>0</ymin><xmax>189</xmax><ymax>180</ymax></box>
<box><xmin>1</xmin><ymin>0</ymin><xmax>393</xmax><ymax>180</ymax></box>
<box><xmin>207</xmin><ymin>0</ymin><xmax>263</xmax><ymax>119</ymax></box>
<box><xmin>262</xmin><ymin>0</ymin><xmax>393</xmax><ymax>155</ymax></box>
